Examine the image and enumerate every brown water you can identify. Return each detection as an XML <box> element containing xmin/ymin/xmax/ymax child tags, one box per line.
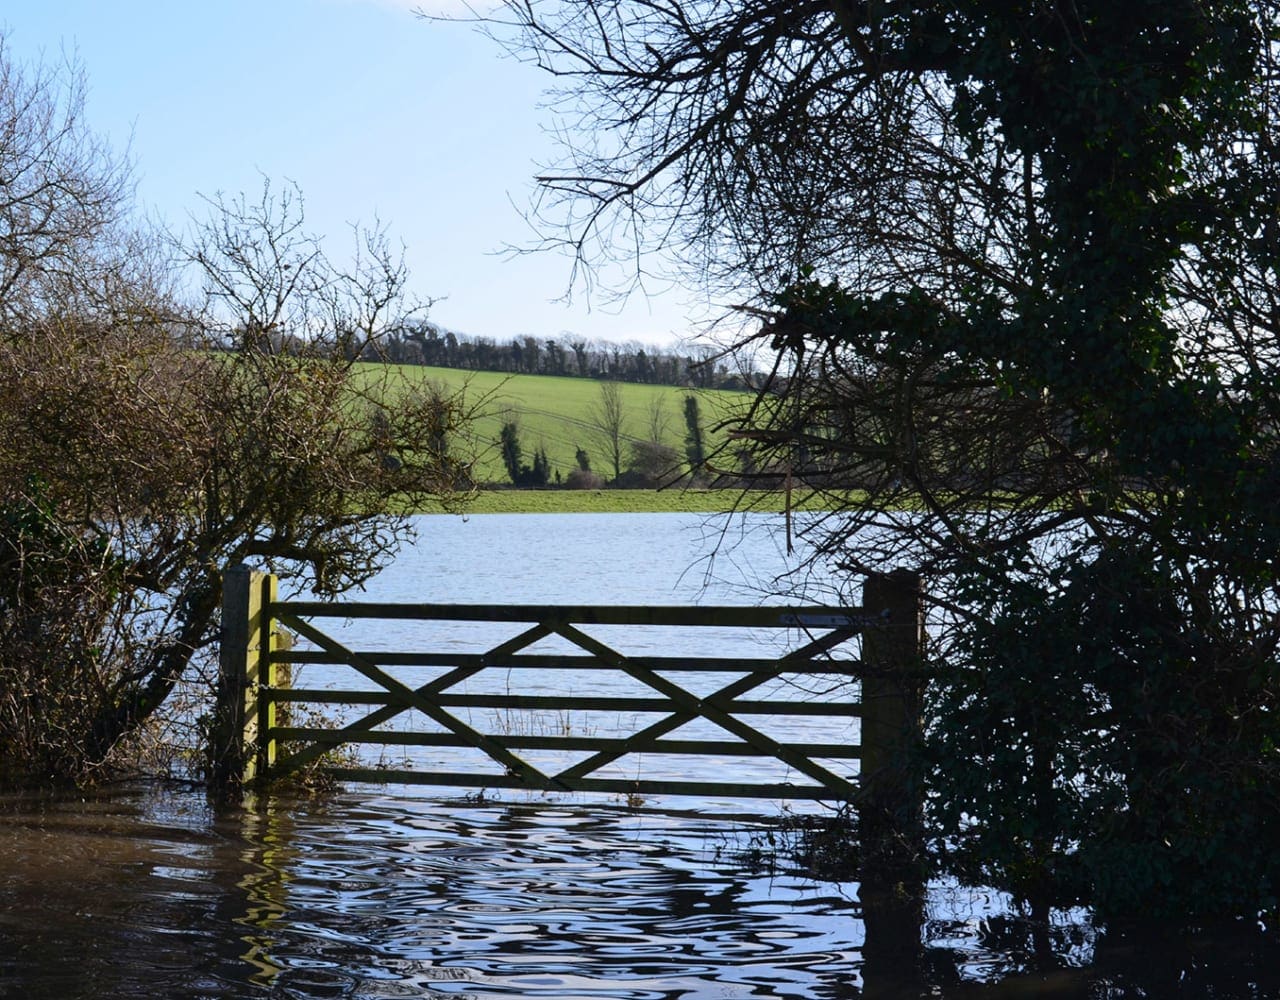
<box><xmin>2</xmin><ymin>785</ymin><xmax>1278</xmax><ymax>1000</ymax></box>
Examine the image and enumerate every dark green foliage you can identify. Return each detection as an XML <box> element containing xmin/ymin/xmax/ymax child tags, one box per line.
<box><xmin>683</xmin><ymin>395</ymin><xmax>706</xmax><ymax>475</ymax></box>
<box><xmin>488</xmin><ymin>0</ymin><xmax>1280</xmax><ymax>921</ymax></box>
<box><xmin>738</xmin><ymin>2</ymin><xmax>1280</xmax><ymax>920</ymax></box>
<box><xmin>499</xmin><ymin>420</ymin><xmax>551</xmax><ymax>487</ymax></box>
<box><xmin>931</xmin><ymin>544</ymin><xmax>1280</xmax><ymax>919</ymax></box>
<box><xmin>530</xmin><ymin>447</ymin><xmax>551</xmax><ymax>486</ymax></box>
<box><xmin>500</xmin><ymin>420</ymin><xmax>524</xmax><ymax>484</ymax></box>
<box><xmin>575</xmin><ymin>446</ymin><xmax>591</xmax><ymax>472</ymax></box>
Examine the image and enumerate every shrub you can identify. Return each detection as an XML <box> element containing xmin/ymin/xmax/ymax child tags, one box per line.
<box><xmin>0</xmin><ymin>483</ymin><xmax>123</xmax><ymax>785</ymax></box>
<box><xmin>565</xmin><ymin>468</ymin><xmax>605</xmax><ymax>490</ymax></box>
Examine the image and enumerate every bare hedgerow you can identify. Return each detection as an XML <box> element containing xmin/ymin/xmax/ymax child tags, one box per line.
<box><xmin>0</xmin><ymin>39</ymin><xmax>481</xmax><ymax>787</ymax></box>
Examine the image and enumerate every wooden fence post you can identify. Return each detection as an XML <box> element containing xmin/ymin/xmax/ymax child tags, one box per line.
<box><xmin>858</xmin><ymin>569</ymin><xmax>926</xmax><ymax>994</ymax></box>
<box><xmin>859</xmin><ymin>569</ymin><xmax>925</xmax><ymax>867</ymax></box>
<box><xmin>210</xmin><ymin>565</ymin><xmax>282</xmax><ymax>795</ymax></box>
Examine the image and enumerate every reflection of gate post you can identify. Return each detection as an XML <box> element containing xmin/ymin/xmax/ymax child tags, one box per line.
<box><xmin>233</xmin><ymin>798</ymin><xmax>297</xmax><ymax>989</ymax></box>
<box><xmin>859</xmin><ymin>569</ymin><xmax>926</xmax><ymax>995</ymax></box>
<box><xmin>211</xmin><ymin>565</ymin><xmax>283</xmax><ymax>795</ymax></box>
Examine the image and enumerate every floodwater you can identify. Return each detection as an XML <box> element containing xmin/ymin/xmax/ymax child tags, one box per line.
<box><xmin>3</xmin><ymin>784</ymin><xmax>1278</xmax><ymax>999</ymax></box>
<box><xmin>3</xmin><ymin>514</ymin><xmax>1279</xmax><ymax>997</ymax></box>
<box><xmin>1</xmin><ymin>786</ymin><xmax>871</xmax><ymax>999</ymax></box>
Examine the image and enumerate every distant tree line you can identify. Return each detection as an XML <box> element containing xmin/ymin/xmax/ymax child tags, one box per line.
<box><xmin>370</xmin><ymin>324</ymin><xmax>750</xmax><ymax>391</ymax></box>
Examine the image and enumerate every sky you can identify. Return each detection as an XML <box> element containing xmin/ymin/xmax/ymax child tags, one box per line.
<box><xmin>2</xmin><ymin>0</ymin><xmax>712</xmax><ymax>347</ymax></box>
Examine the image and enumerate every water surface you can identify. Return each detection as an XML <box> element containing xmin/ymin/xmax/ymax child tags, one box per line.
<box><xmin>3</xmin><ymin>785</ymin><xmax>1276</xmax><ymax>999</ymax></box>
<box><xmin>1</xmin><ymin>786</ymin><xmax>869</xmax><ymax>999</ymax></box>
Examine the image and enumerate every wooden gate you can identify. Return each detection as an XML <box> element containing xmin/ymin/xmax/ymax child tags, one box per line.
<box><xmin>212</xmin><ymin>568</ymin><xmax>923</xmax><ymax>803</ymax></box>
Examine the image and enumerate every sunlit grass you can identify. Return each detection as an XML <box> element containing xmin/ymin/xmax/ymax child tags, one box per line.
<box><xmin>353</xmin><ymin>363</ymin><xmax>751</xmax><ymax>484</ymax></box>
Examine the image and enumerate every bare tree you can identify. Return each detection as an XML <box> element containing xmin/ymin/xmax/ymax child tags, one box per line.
<box><xmin>0</xmin><ymin>34</ymin><xmax>130</xmax><ymax>322</ymax></box>
<box><xmin>587</xmin><ymin>380</ymin><xmax>627</xmax><ymax>482</ymax></box>
<box><xmin>0</xmin><ymin>165</ymin><xmax>477</xmax><ymax>783</ymax></box>
<box><xmin>182</xmin><ymin>179</ymin><xmax>432</xmax><ymax>361</ymax></box>
<box><xmin>479</xmin><ymin>1</ymin><xmax>1007</xmax><ymax>313</ymax></box>
<box><xmin>645</xmin><ymin>393</ymin><xmax>671</xmax><ymax>446</ymax></box>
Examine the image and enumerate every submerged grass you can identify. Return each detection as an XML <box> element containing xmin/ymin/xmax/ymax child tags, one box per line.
<box><xmin>726</xmin><ymin>803</ymin><xmax>861</xmax><ymax>882</ymax></box>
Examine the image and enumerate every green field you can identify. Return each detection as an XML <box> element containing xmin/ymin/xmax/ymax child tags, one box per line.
<box><xmin>417</xmin><ymin>487</ymin><xmax>828</xmax><ymax>515</ymax></box>
<box><xmin>359</xmin><ymin>364</ymin><xmax>752</xmax><ymax>485</ymax></box>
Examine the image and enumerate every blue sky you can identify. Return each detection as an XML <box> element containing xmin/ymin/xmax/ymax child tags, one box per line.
<box><xmin>2</xmin><ymin>0</ymin><xmax>708</xmax><ymax>346</ymax></box>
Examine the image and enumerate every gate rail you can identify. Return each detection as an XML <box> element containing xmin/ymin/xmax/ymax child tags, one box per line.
<box><xmin>211</xmin><ymin>568</ymin><xmax>923</xmax><ymax>804</ymax></box>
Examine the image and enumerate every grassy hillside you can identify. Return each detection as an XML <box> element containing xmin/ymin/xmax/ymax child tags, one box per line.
<box><xmin>359</xmin><ymin>364</ymin><xmax>752</xmax><ymax>484</ymax></box>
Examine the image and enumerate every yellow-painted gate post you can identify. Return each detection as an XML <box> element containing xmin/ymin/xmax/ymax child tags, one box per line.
<box><xmin>211</xmin><ymin>565</ymin><xmax>283</xmax><ymax>795</ymax></box>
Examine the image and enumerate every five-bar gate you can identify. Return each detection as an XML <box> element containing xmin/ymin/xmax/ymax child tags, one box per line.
<box><xmin>212</xmin><ymin>567</ymin><xmax>923</xmax><ymax>803</ymax></box>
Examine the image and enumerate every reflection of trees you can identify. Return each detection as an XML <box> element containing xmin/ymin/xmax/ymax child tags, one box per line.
<box><xmin>861</xmin><ymin>871</ymin><xmax>926</xmax><ymax>999</ymax></box>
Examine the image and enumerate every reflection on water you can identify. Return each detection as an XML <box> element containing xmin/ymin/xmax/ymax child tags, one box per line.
<box><xmin>2</xmin><ymin>785</ymin><xmax>1277</xmax><ymax>999</ymax></box>
<box><xmin>1</xmin><ymin>786</ymin><xmax>865</xmax><ymax>999</ymax></box>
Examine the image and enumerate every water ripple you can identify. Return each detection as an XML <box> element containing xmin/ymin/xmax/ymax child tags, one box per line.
<box><xmin>226</xmin><ymin>796</ymin><xmax>856</xmax><ymax>997</ymax></box>
<box><xmin>3</xmin><ymin>785</ymin><xmax>1278</xmax><ymax>998</ymax></box>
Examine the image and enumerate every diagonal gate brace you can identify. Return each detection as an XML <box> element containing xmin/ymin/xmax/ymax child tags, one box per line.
<box><xmin>550</xmin><ymin>621</ymin><xmax>859</xmax><ymax>798</ymax></box>
<box><xmin>274</xmin><ymin>614</ymin><xmax>569</xmax><ymax>790</ymax></box>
